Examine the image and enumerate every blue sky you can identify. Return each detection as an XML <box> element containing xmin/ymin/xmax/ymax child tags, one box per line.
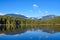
<box><xmin>0</xmin><ymin>0</ymin><xmax>60</xmax><ymax>17</ymax></box>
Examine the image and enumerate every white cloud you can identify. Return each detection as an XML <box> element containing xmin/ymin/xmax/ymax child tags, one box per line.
<box><xmin>33</xmin><ymin>4</ymin><xmax>38</xmax><ymax>8</ymax></box>
<box><xmin>39</xmin><ymin>10</ymin><xmax>42</xmax><ymax>14</ymax></box>
<box><xmin>0</xmin><ymin>13</ymin><xmax>5</xmax><ymax>15</ymax></box>
<box><xmin>13</xmin><ymin>12</ymin><xmax>24</xmax><ymax>15</ymax></box>
<box><xmin>29</xmin><ymin>10</ymin><xmax>33</xmax><ymax>12</ymax></box>
<box><xmin>0</xmin><ymin>33</ymin><xmax>6</xmax><ymax>36</ymax></box>
<box><xmin>45</xmin><ymin>10</ymin><xmax>48</xmax><ymax>13</ymax></box>
<box><xmin>13</xmin><ymin>12</ymin><xmax>19</xmax><ymax>14</ymax></box>
<box><xmin>38</xmin><ymin>10</ymin><xmax>49</xmax><ymax>14</ymax></box>
<box><xmin>13</xmin><ymin>34</ymin><xmax>20</xmax><ymax>36</ymax></box>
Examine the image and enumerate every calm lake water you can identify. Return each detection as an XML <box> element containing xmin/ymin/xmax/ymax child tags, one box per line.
<box><xmin>0</xmin><ymin>26</ymin><xmax>60</xmax><ymax>40</ymax></box>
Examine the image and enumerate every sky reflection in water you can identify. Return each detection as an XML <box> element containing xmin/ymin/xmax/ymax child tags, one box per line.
<box><xmin>0</xmin><ymin>29</ymin><xmax>60</xmax><ymax>40</ymax></box>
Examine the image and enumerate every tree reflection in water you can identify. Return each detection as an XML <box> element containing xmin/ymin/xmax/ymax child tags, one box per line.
<box><xmin>0</xmin><ymin>25</ymin><xmax>60</xmax><ymax>34</ymax></box>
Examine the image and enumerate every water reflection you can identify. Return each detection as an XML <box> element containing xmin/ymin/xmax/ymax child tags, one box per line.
<box><xmin>0</xmin><ymin>25</ymin><xmax>60</xmax><ymax>40</ymax></box>
<box><xmin>0</xmin><ymin>25</ymin><xmax>60</xmax><ymax>34</ymax></box>
<box><xmin>0</xmin><ymin>30</ymin><xmax>60</xmax><ymax>40</ymax></box>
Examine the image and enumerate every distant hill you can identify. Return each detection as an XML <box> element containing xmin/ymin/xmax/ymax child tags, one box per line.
<box><xmin>39</xmin><ymin>15</ymin><xmax>57</xmax><ymax>20</ymax></box>
<box><xmin>5</xmin><ymin>14</ymin><xmax>28</xmax><ymax>19</ymax></box>
<box><xmin>29</xmin><ymin>17</ymin><xmax>38</xmax><ymax>20</ymax></box>
<box><xmin>5</xmin><ymin>14</ymin><xmax>39</xmax><ymax>20</ymax></box>
<box><xmin>5</xmin><ymin>14</ymin><xmax>59</xmax><ymax>21</ymax></box>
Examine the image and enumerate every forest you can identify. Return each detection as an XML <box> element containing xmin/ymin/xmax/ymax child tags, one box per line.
<box><xmin>0</xmin><ymin>15</ymin><xmax>60</xmax><ymax>33</ymax></box>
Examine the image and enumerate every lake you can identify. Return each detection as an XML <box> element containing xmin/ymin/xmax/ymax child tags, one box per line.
<box><xmin>0</xmin><ymin>25</ymin><xmax>60</xmax><ymax>40</ymax></box>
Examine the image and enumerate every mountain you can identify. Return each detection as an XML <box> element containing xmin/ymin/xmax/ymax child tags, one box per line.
<box><xmin>29</xmin><ymin>17</ymin><xmax>38</xmax><ymax>20</ymax></box>
<box><xmin>5</xmin><ymin>14</ymin><xmax>39</xmax><ymax>20</ymax></box>
<box><xmin>39</xmin><ymin>15</ymin><xmax>57</xmax><ymax>20</ymax></box>
<box><xmin>5</xmin><ymin>14</ymin><xmax>27</xmax><ymax>19</ymax></box>
<box><xmin>5</xmin><ymin>14</ymin><xmax>57</xmax><ymax>20</ymax></box>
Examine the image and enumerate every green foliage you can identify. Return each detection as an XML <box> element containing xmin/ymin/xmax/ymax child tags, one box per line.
<box><xmin>0</xmin><ymin>15</ymin><xmax>60</xmax><ymax>33</ymax></box>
